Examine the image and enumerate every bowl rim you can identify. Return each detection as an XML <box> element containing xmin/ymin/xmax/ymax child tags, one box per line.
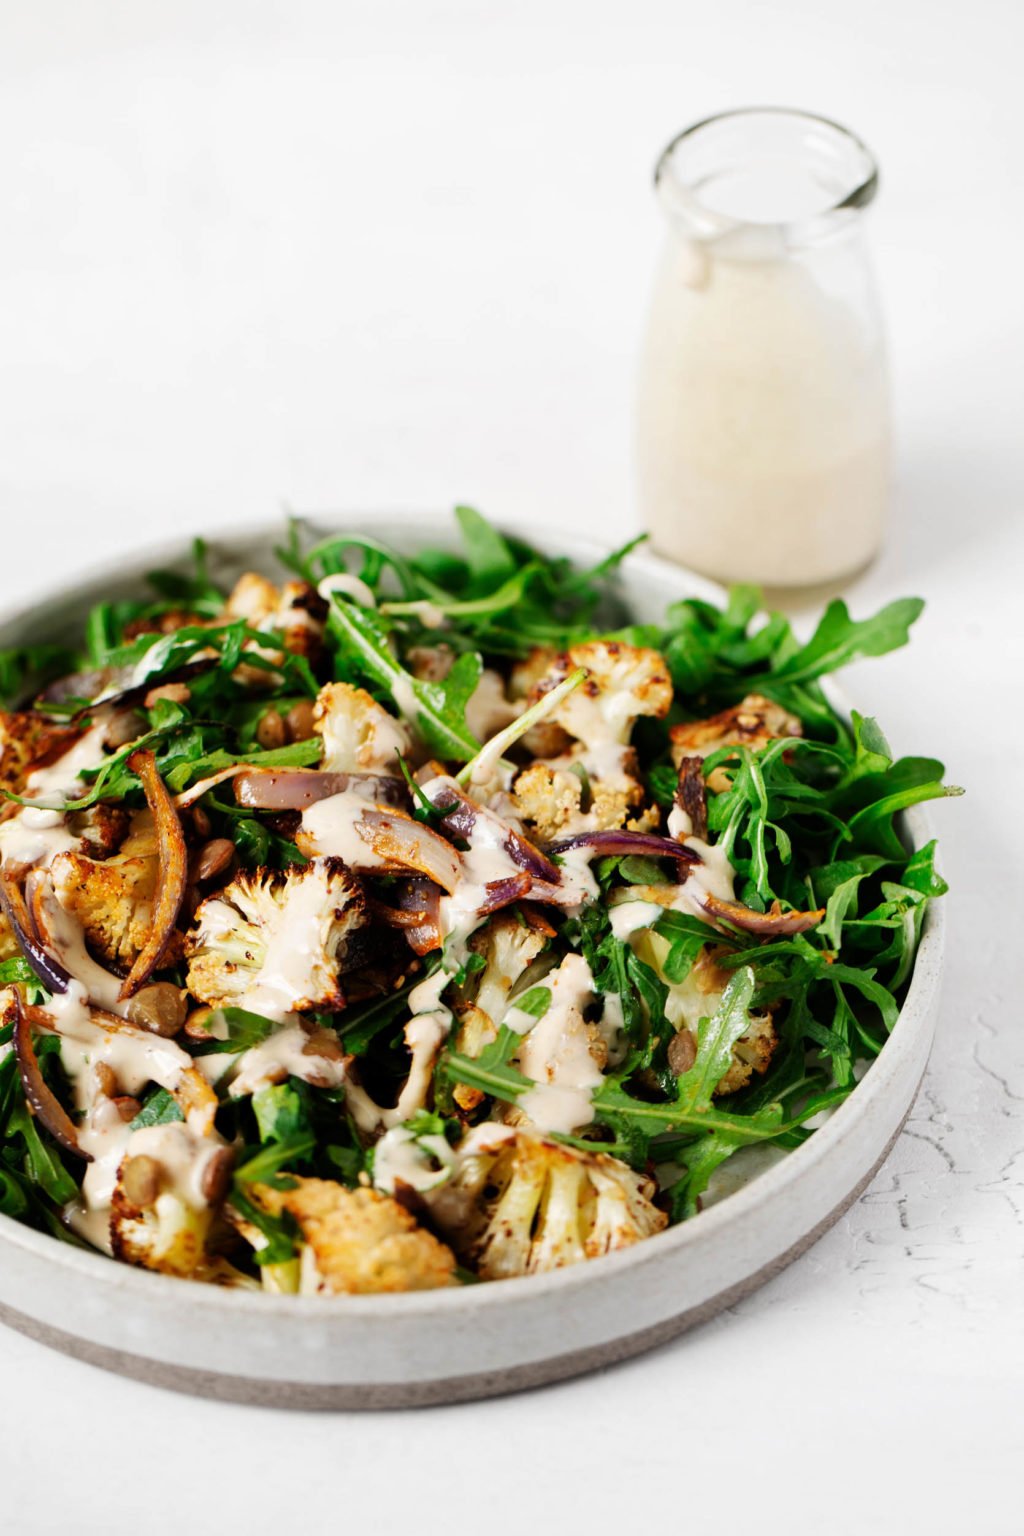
<box><xmin>0</xmin><ymin>513</ymin><xmax>946</xmax><ymax>1319</ymax></box>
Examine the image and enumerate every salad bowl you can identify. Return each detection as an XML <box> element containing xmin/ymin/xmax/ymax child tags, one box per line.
<box><xmin>0</xmin><ymin>516</ymin><xmax>945</xmax><ymax>1407</ymax></box>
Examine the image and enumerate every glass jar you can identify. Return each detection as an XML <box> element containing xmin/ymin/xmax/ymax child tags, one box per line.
<box><xmin>636</xmin><ymin>108</ymin><xmax>890</xmax><ymax>587</ymax></box>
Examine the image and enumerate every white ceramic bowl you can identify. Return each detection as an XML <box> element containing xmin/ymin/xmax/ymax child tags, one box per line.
<box><xmin>0</xmin><ymin>517</ymin><xmax>944</xmax><ymax>1407</ymax></box>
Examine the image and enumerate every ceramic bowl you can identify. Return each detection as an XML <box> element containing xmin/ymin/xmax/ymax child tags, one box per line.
<box><xmin>0</xmin><ymin>517</ymin><xmax>944</xmax><ymax>1407</ymax></box>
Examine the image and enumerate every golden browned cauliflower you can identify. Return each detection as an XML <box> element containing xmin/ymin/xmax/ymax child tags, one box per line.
<box><xmin>248</xmin><ymin>1178</ymin><xmax>457</xmax><ymax>1294</ymax></box>
<box><xmin>224</xmin><ymin>571</ymin><xmax>281</xmax><ymax>625</ymax></box>
<box><xmin>223</xmin><ymin>572</ymin><xmax>325</xmax><ymax>660</ymax></box>
<box><xmin>110</xmin><ymin>1124</ymin><xmax>230</xmax><ymax>1278</ymax></box>
<box><xmin>526</xmin><ymin>640</ymin><xmax>673</xmax><ymax>751</ymax></box>
<box><xmin>185</xmin><ymin>857</ymin><xmax>366</xmax><ymax>1012</ymax></box>
<box><xmin>0</xmin><ymin>712</ymin><xmax>81</xmax><ymax>804</ymax></box>
<box><xmin>508</xmin><ymin>646</ymin><xmax>572</xmax><ymax>757</ymax></box>
<box><xmin>51</xmin><ymin>812</ymin><xmax>175</xmax><ymax>972</ymax></box>
<box><xmin>670</xmin><ymin>694</ymin><xmax>802</xmax><ymax>792</ymax></box>
<box><xmin>634</xmin><ymin>930</ymin><xmax>778</xmax><ymax>1095</ymax></box>
<box><xmin>450</xmin><ymin>912</ymin><xmax>552</xmax><ymax>1111</ymax></box>
<box><xmin>312</xmin><ymin>681</ymin><xmax>411</xmax><ymax>773</ymax></box>
<box><xmin>428</xmin><ymin>1127</ymin><xmax>666</xmax><ymax>1280</ymax></box>
<box><xmin>511</xmin><ymin>755</ymin><xmax>660</xmax><ymax>842</ymax></box>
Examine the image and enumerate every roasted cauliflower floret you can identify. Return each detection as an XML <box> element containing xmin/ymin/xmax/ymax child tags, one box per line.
<box><xmin>110</xmin><ymin>1125</ymin><xmax>228</xmax><ymax>1278</ymax></box>
<box><xmin>461</xmin><ymin>910</ymin><xmax>551</xmax><ymax>1030</ymax></box>
<box><xmin>224</xmin><ymin>571</ymin><xmax>281</xmax><ymax>625</ymax></box>
<box><xmin>223</xmin><ymin>572</ymin><xmax>326</xmax><ymax>660</ymax></box>
<box><xmin>428</xmin><ymin>1128</ymin><xmax>666</xmax><ymax>1280</ymax></box>
<box><xmin>185</xmin><ymin>857</ymin><xmax>367</xmax><ymax>1012</ymax></box>
<box><xmin>509</xmin><ymin>763</ymin><xmax>584</xmax><ymax>841</ymax></box>
<box><xmin>634</xmin><ymin>934</ymin><xmax>778</xmax><ymax>1096</ymax></box>
<box><xmin>248</xmin><ymin>1178</ymin><xmax>457</xmax><ymax>1294</ymax></box>
<box><xmin>51</xmin><ymin>813</ymin><xmax>177</xmax><ymax>972</ymax></box>
<box><xmin>508</xmin><ymin>646</ymin><xmax>571</xmax><ymax>757</ymax></box>
<box><xmin>527</xmin><ymin>640</ymin><xmax>672</xmax><ymax>751</ymax></box>
<box><xmin>511</xmin><ymin>754</ymin><xmax>659</xmax><ymax>841</ymax></box>
<box><xmin>450</xmin><ymin>912</ymin><xmax>551</xmax><ymax>1111</ymax></box>
<box><xmin>715</xmin><ymin>1011</ymin><xmax>777</xmax><ymax>1094</ymax></box>
<box><xmin>312</xmin><ymin>681</ymin><xmax>411</xmax><ymax>774</ymax></box>
<box><xmin>0</xmin><ymin>712</ymin><xmax>81</xmax><ymax>804</ymax></box>
<box><xmin>670</xmin><ymin>694</ymin><xmax>802</xmax><ymax>792</ymax></box>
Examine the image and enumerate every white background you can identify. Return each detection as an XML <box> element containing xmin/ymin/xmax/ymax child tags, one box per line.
<box><xmin>1</xmin><ymin>3</ymin><xmax>1021</xmax><ymax>1533</ymax></box>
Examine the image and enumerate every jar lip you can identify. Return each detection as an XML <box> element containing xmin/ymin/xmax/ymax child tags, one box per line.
<box><xmin>654</xmin><ymin>107</ymin><xmax>879</xmax><ymax>237</ymax></box>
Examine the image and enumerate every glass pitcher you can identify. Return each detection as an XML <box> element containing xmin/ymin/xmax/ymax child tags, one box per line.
<box><xmin>636</xmin><ymin>108</ymin><xmax>890</xmax><ymax>587</ymax></box>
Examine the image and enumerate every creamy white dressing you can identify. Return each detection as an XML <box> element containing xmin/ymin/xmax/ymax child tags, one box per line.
<box><xmin>568</xmin><ymin>741</ymin><xmax>633</xmax><ymax>787</ymax></box>
<box><xmin>54</xmin><ymin>999</ymin><xmax>207</xmax><ymax>1248</ymax></box>
<box><xmin>228</xmin><ymin>1022</ymin><xmax>349</xmax><ymax>1098</ymax></box>
<box><xmin>69</xmin><ymin>1116</ymin><xmax>223</xmax><ymax>1250</ymax></box>
<box><xmin>667</xmin><ymin>804</ymin><xmax>692</xmax><ymax>839</ymax></box>
<box><xmin>0</xmin><ymin>722</ymin><xmax>110</xmax><ymax>870</ymax></box>
<box><xmin>413</xmin><ymin>776</ymin><xmax>524</xmax><ymax>960</ymax></box>
<box><xmin>388</xmin><ymin>672</ymin><xmax>422</xmax><ymax>730</ymax></box>
<box><xmin>557</xmin><ymin>684</ymin><xmax>634</xmax><ymax>752</ymax></box>
<box><xmin>551</xmin><ymin>842</ymin><xmax>600</xmax><ymax>904</ymax></box>
<box><xmin>610</xmin><ymin>899</ymin><xmax>666</xmax><ymax>941</ymax></box>
<box><xmin>345</xmin><ymin>1009</ymin><xmax>452</xmax><ymax>1133</ymax></box>
<box><xmin>237</xmin><ymin>871</ymin><xmax>331</xmax><ymax>1023</ymax></box>
<box><xmin>344</xmin><ymin>968</ymin><xmax>455</xmax><ymax>1134</ymax></box>
<box><xmin>637</xmin><ymin>225</ymin><xmax>889</xmax><ymax>586</ymax></box>
<box><xmin>300</xmin><ymin>791</ymin><xmax>391</xmax><ymax>868</ymax></box>
<box><xmin>511</xmin><ymin>953</ymin><xmax>602</xmax><ymax>1136</ymax></box>
<box><xmin>372</xmin><ymin>1125</ymin><xmax>456</xmax><ymax>1194</ymax></box>
<box><xmin>35</xmin><ymin>885</ymin><xmax>131</xmax><ymax>1015</ymax></box>
<box><xmin>57</xmin><ymin>1012</ymin><xmax>193</xmax><ymax>1102</ymax></box>
<box><xmin>596</xmin><ymin>990</ymin><xmax>627</xmax><ymax>1067</ymax></box>
<box><xmin>407</xmin><ymin>967</ymin><xmax>451</xmax><ymax>1016</ymax></box>
<box><xmin>677</xmin><ymin>836</ymin><xmax>736</xmax><ymax>911</ymax></box>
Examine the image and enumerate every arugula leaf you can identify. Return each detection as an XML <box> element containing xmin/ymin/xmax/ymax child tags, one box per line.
<box><xmin>768</xmin><ymin>597</ymin><xmax>925</xmax><ymax>687</ymax></box>
<box><xmin>253</xmin><ymin>1081</ymin><xmax>313</xmax><ymax>1145</ymax></box>
<box><xmin>325</xmin><ymin>594</ymin><xmax>481</xmax><ymax>759</ymax></box>
<box><xmin>0</xmin><ymin>644</ymin><xmax>78</xmax><ymax>708</ymax></box>
<box><xmin>190</xmin><ymin>1006</ymin><xmax>279</xmax><ymax>1055</ymax></box>
<box><xmin>455</xmin><ymin>505</ymin><xmax>518</xmax><ymax>590</ymax></box>
<box><xmin>129</xmin><ymin>1088</ymin><xmax>184</xmax><ymax>1130</ymax></box>
<box><xmin>672</xmin><ymin>967</ymin><xmax>758</xmax><ymax>1112</ymax></box>
<box><xmin>146</xmin><ymin>537</ymin><xmax>226</xmax><ymax>613</ymax></box>
<box><xmin>512</xmin><ymin>986</ymin><xmax>553</xmax><ymax>1019</ymax></box>
<box><xmin>442</xmin><ymin>1026</ymin><xmax>532</xmax><ymax>1102</ymax></box>
<box><xmin>0</xmin><ymin>958</ymin><xmax>37</xmax><ymax>987</ymax></box>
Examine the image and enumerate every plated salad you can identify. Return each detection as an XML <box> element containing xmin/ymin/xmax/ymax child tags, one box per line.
<box><xmin>0</xmin><ymin>511</ymin><xmax>957</xmax><ymax>1294</ymax></box>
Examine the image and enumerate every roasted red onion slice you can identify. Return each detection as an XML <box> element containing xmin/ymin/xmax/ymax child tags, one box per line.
<box><xmin>675</xmin><ymin>756</ymin><xmax>708</xmax><ymax>840</ymax></box>
<box><xmin>234</xmin><ymin>768</ymin><xmax>408</xmax><ymax>811</ymax></box>
<box><xmin>11</xmin><ymin>993</ymin><xmax>90</xmax><ymax>1160</ymax></box>
<box><xmin>547</xmin><ymin>829</ymin><xmax>702</xmax><ymax>864</ymax></box>
<box><xmin>119</xmin><ymin>750</ymin><xmax>189</xmax><ymax>1000</ymax></box>
<box><xmin>477</xmin><ymin>872</ymin><xmax>533</xmax><ymax>915</ymax></box>
<box><xmin>37</xmin><ymin>658</ymin><xmax>215</xmax><ymax>718</ymax></box>
<box><xmin>390</xmin><ymin>879</ymin><xmax>444</xmax><ymax>956</ymax></box>
<box><xmin>698</xmin><ymin>890</ymin><xmax>825</xmax><ymax>936</ymax></box>
<box><xmin>416</xmin><ymin>772</ymin><xmax>561</xmax><ymax>883</ymax></box>
<box><xmin>0</xmin><ymin>875</ymin><xmax>71</xmax><ymax>995</ymax></box>
<box><xmin>356</xmin><ymin>809</ymin><xmax>463</xmax><ymax>894</ymax></box>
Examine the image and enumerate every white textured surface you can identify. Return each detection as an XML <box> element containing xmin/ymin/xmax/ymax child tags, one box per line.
<box><xmin>0</xmin><ymin>3</ymin><xmax>1020</xmax><ymax>1534</ymax></box>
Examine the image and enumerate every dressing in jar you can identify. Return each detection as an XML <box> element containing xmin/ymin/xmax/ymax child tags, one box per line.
<box><xmin>636</xmin><ymin>109</ymin><xmax>890</xmax><ymax>587</ymax></box>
